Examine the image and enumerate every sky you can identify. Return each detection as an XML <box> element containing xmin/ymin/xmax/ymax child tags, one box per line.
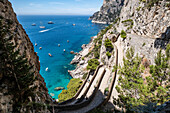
<box><xmin>9</xmin><ymin>0</ymin><xmax>103</xmax><ymax>15</ymax></box>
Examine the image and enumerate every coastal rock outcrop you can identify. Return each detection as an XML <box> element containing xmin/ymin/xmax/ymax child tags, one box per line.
<box><xmin>0</xmin><ymin>0</ymin><xmax>52</xmax><ymax>112</ymax></box>
<box><xmin>89</xmin><ymin>0</ymin><xmax>125</xmax><ymax>24</ymax></box>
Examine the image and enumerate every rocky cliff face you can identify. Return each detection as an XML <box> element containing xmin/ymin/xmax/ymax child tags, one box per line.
<box><xmin>72</xmin><ymin>0</ymin><xmax>169</xmax><ymax>78</ymax></box>
<box><xmin>116</xmin><ymin>0</ymin><xmax>170</xmax><ymax>38</ymax></box>
<box><xmin>0</xmin><ymin>0</ymin><xmax>52</xmax><ymax>112</ymax></box>
<box><xmin>71</xmin><ymin>0</ymin><xmax>169</xmax><ymax>111</ymax></box>
<box><xmin>89</xmin><ymin>0</ymin><xmax>124</xmax><ymax>24</ymax></box>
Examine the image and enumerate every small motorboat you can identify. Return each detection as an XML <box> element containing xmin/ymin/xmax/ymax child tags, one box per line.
<box><xmin>45</xmin><ymin>67</ymin><xmax>48</xmax><ymax>71</ymax></box>
<box><xmin>48</xmin><ymin>21</ymin><xmax>54</xmax><ymax>24</ymax></box>
<box><xmin>40</xmin><ymin>26</ymin><xmax>45</xmax><ymax>29</ymax></box>
<box><xmin>63</xmin><ymin>49</ymin><xmax>66</xmax><ymax>52</ymax></box>
<box><xmin>39</xmin><ymin>47</ymin><xmax>42</xmax><ymax>50</ymax></box>
<box><xmin>58</xmin><ymin>44</ymin><xmax>60</xmax><ymax>47</ymax></box>
<box><xmin>70</xmin><ymin>51</ymin><xmax>74</xmax><ymax>54</ymax></box>
<box><xmin>32</xmin><ymin>23</ymin><xmax>36</xmax><ymax>26</ymax></box>
<box><xmin>35</xmin><ymin>43</ymin><xmax>37</xmax><ymax>46</ymax></box>
<box><xmin>67</xmin><ymin>40</ymin><xmax>69</xmax><ymax>43</ymax></box>
<box><xmin>54</xmin><ymin>87</ymin><xmax>65</xmax><ymax>91</ymax></box>
<box><xmin>72</xmin><ymin>24</ymin><xmax>76</xmax><ymax>26</ymax></box>
<box><xmin>48</xmin><ymin>53</ymin><xmax>52</xmax><ymax>57</ymax></box>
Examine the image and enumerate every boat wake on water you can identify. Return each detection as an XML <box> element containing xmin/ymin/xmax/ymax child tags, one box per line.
<box><xmin>39</xmin><ymin>24</ymin><xmax>70</xmax><ymax>33</ymax></box>
<box><xmin>39</xmin><ymin>29</ymin><xmax>50</xmax><ymax>33</ymax></box>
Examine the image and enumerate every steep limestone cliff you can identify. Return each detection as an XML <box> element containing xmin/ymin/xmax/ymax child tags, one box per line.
<box><xmin>0</xmin><ymin>0</ymin><xmax>52</xmax><ymax>112</ymax></box>
<box><xmin>89</xmin><ymin>0</ymin><xmax>124</xmax><ymax>24</ymax></box>
<box><xmin>70</xmin><ymin>0</ymin><xmax>169</xmax><ymax>112</ymax></box>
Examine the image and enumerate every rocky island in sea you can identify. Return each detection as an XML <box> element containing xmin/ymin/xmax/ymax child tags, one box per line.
<box><xmin>0</xmin><ymin>0</ymin><xmax>170</xmax><ymax>113</ymax></box>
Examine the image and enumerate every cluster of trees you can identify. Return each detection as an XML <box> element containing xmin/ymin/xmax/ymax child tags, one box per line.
<box><xmin>115</xmin><ymin>45</ymin><xmax>170</xmax><ymax>112</ymax></box>
<box><xmin>0</xmin><ymin>16</ymin><xmax>38</xmax><ymax>111</ymax></box>
<box><xmin>58</xmin><ymin>78</ymin><xmax>83</xmax><ymax>102</ymax></box>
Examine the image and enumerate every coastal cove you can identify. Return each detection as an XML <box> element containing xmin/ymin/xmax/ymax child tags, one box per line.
<box><xmin>17</xmin><ymin>15</ymin><xmax>106</xmax><ymax>99</ymax></box>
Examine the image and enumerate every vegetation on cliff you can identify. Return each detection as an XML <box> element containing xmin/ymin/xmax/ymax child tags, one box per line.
<box><xmin>58</xmin><ymin>78</ymin><xmax>83</xmax><ymax>102</ymax></box>
<box><xmin>87</xmin><ymin>59</ymin><xmax>100</xmax><ymax>70</ymax></box>
<box><xmin>0</xmin><ymin>17</ymin><xmax>40</xmax><ymax>112</ymax></box>
<box><xmin>114</xmin><ymin>45</ymin><xmax>170</xmax><ymax>112</ymax></box>
<box><xmin>120</xmin><ymin>30</ymin><xmax>127</xmax><ymax>39</ymax></box>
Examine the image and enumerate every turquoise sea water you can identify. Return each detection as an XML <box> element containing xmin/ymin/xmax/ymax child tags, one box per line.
<box><xmin>17</xmin><ymin>15</ymin><xmax>105</xmax><ymax>99</ymax></box>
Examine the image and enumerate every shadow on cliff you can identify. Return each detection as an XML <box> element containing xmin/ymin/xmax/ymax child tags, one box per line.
<box><xmin>154</xmin><ymin>26</ymin><xmax>170</xmax><ymax>49</ymax></box>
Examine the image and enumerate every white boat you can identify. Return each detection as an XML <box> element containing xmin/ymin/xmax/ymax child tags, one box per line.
<box><xmin>45</xmin><ymin>67</ymin><xmax>48</xmax><ymax>71</ymax></box>
<box><xmin>35</xmin><ymin>43</ymin><xmax>37</xmax><ymax>46</ymax></box>
<box><xmin>63</xmin><ymin>49</ymin><xmax>66</xmax><ymax>52</ymax></box>
<box><xmin>48</xmin><ymin>21</ymin><xmax>54</xmax><ymax>24</ymax></box>
<box><xmin>39</xmin><ymin>47</ymin><xmax>42</xmax><ymax>49</ymax></box>
<box><xmin>32</xmin><ymin>23</ymin><xmax>36</xmax><ymax>26</ymax></box>
<box><xmin>58</xmin><ymin>44</ymin><xmax>60</xmax><ymax>47</ymax></box>
<box><xmin>40</xmin><ymin>26</ymin><xmax>45</xmax><ymax>29</ymax></box>
<box><xmin>72</xmin><ymin>24</ymin><xmax>76</xmax><ymax>26</ymax></box>
<box><xmin>67</xmin><ymin>40</ymin><xmax>69</xmax><ymax>43</ymax></box>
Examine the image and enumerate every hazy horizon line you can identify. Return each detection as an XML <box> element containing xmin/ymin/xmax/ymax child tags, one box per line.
<box><xmin>16</xmin><ymin>13</ymin><xmax>93</xmax><ymax>16</ymax></box>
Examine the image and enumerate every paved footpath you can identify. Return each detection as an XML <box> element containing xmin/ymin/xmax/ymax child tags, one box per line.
<box><xmin>59</xmin><ymin>68</ymin><xmax>111</xmax><ymax>113</ymax></box>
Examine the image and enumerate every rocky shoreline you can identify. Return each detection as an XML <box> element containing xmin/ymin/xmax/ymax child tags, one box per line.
<box><xmin>68</xmin><ymin>36</ymin><xmax>98</xmax><ymax>78</ymax></box>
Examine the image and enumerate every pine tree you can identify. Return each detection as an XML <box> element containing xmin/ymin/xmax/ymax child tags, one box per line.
<box><xmin>114</xmin><ymin>45</ymin><xmax>170</xmax><ymax>112</ymax></box>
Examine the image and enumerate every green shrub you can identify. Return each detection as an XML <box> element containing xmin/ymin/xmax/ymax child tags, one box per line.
<box><xmin>104</xmin><ymin>39</ymin><xmax>113</xmax><ymax>49</ymax></box>
<box><xmin>104</xmin><ymin>87</ymin><xmax>109</xmax><ymax>96</ymax></box>
<box><xmin>87</xmin><ymin>59</ymin><xmax>99</xmax><ymax>70</ymax></box>
<box><xmin>58</xmin><ymin>78</ymin><xmax>83</xmax><ymax>102</ymax></box>
<box><xmin>122</xmin><ymin>19</ymin><xmax>134</xmax><ymax>30</ymax></box>
<box><xmin>94</xmin><ymin>51</ymin><xmax>100</xmax><ymax>59</ymax></box>
<box><xmin>82</xmin><ymin>73</ymin><xmax>88</xmax><ymax>79</ymax></box>
<box><xmin>120</xmin><ymin>30</ymin><xmax>127</xmax><ymax>39</ymax></box>
<box><xmin>106</xmin><ymin>51</ymin><xmax>111</xmax><ymax>57</ymax></box>
<box><xmin>113</xmin><ymin>17</ymin><xmax>120</xmax><ymax>24</ymax></box>
<box><xmin>110</xmin><ymin>31</ymin><xmax>113</xmax><ymax>34</ymax></box>
<box><xmin>136</xmin><ymin>6</ymin><xmax>141</xmax><ymax>11</ymax></box>
<box><xmin>142</xmin><ymin>42</ymin><xmax>146</xmax><ymax>47</ymax></box>
<box><xmin>105</xmin><ymin>87</ymin><xmax>109</xmax><ymax>92</ymax></box>
<box><xmin>82</xmin><ymin>57</ymin><xmax>84</xmax><ymax>60</ymax></box>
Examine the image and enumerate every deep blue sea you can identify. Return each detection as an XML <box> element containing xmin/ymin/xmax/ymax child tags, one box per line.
<box><xmin>17</xmin><ymin>15</ymin><xmax>105</xmax><ymax>99</ymax></box>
